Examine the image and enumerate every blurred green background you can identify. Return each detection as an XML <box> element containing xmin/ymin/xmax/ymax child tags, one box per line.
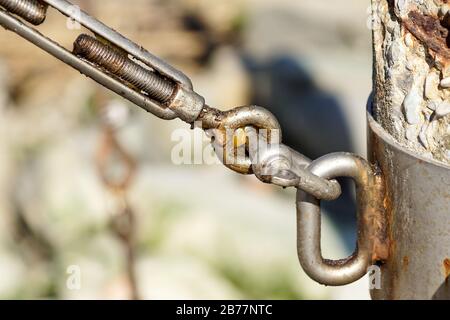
<box><xmin>0</xmin><ymin>0</ymin><xmax>373</xmax><ymax>299</ymax></box>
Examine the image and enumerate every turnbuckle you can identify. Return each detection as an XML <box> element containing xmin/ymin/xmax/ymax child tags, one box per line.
<box><xmin>0</xmin><ymin>0</ymin><xmax>341</xmax><ymax>201</ymax></box>
<box><xmin>0</xmin><ymin>0</ymin><xmax>205</xmax><ymax>122</ymax></box>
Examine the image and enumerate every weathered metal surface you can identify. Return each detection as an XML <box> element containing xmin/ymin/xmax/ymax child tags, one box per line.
<box><xmin>403</xmin><ymin>10</ymin><xmax>450</xmax><ymax>60</ymax></box>
<box><xmin>368</xmin><ymin>107</ymin><xmax>450</xmax><ymax>300</ymax></box>
<box><xmin>74</xmin><ymin>34</ymin><xmax>176</xmax><ymax>104</ymax></box>
<box><xmin>73</xmin><ymin>34</ymin><xmax>206</xmax><ymax>123</ymax></box>
<box><xmin>296</xmin><ymin>152</ymin><xmax>387</xmax><ymax>286</ymax></box>
<box><xmin>0</xmin><ymin>0</ymin><xmax>206</xmax><ymax>121</ymax></box>
<box><xmin>42</xmin><ymin>0</ymin><xmax>193</xmax><ymax>89</ymax></box>
<box><xmin>0</xmin><ymin>0</ymin><xmax>47</xmax><ymax>25</ymax></box>
<box><xmin>0</xmin><ymin>8</ymin><xmax>179</xmax><ymax>120</ymax></box>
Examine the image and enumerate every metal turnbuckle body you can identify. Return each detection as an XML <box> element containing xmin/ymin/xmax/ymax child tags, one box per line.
<box><xmin>0</xmin><ymin>0</ymin><xmax>205</xmax><ymax>122</ymax></box>
<box><xmin>0</xmin><ymin>0</ymin><xmax>344</xmax><ymax>202</ymax></box>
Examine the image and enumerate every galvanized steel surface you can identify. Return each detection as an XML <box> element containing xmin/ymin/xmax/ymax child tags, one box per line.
<box><xmin>368</xmin><ymin>110</ymin><xmax>450</xmax><ymax>300</ymax></box>
<box><xmin>297</xmin><ymin>152</ymin><xmax>385</xmax><ymax>286</ymax></box>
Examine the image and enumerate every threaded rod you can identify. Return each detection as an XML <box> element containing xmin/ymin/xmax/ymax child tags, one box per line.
<box><xmin>74</xmin><ymin>34</ymin><xmax>176</xmax><ymax>103</ymax></box>
<box><xmin>0</xmin><ymin>0</ymin><xmax>47</xmax><ymax>25</ymax></box>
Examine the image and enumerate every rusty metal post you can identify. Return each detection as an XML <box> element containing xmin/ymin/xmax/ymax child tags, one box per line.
<box><xmin>368</xmin><ymin>104</ymin><xmax>450</xmax><ymax>300</ymax></box>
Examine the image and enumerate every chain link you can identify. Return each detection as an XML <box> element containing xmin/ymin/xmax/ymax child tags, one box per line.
<box><xmin>95</xmin><ymin>94</ymin><xmax>139</xmax><ymax>299</ymax></box>
<box><xmin>198</xmin><ymin>106</ymin><xmax>343</xmax><ymax>201</ymax></box>
<box><xmin>297</xmin><ymin>153</ymin><xmax>385</xmax><ymax>285</ymax></box>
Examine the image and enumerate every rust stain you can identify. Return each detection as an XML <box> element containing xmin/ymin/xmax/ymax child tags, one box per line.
<box><xmin>367</xmin><ymin>126</ymin><xmax>391</xmax><ymax>263</ymax></box>
<box><xmin>444</xmin><ymin>258</ymin><xmax>450</xmax><ymax>282</ymax></box>
<box><xmin>354</xmin><ymin>154</ymin><xmax>390</xmax><ymax>263</ymax></box>
<box><xmin>382</xmin><ymin>182</ymin><xmax>395</xmax><ymax>262</ymax></box>
<box><xmin>403</xmin><ymin>11</ymin><xmax>450</xmax><ymax>60</ymax></box>
<box><xmin>370</xmin><ymin>173</ymin><xmax>390</xmax><ymax>262</ymax></box>
<box><xmin>367</xmin><ymin>126</ymin><xmax>396</xmax><ymax>299</ymax></box>
<box><xmin>402</xmin><ymin>256</ymin><xmax>409</xmax><ymax>271</ymax></box>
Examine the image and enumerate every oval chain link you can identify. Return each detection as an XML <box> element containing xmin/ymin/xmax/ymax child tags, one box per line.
<box><xmin>199</xmin><ymin>105</ymin><xmax>342</xmax><ymax>201</ymax></box>
<box><xmin>297</xmin><ymin>153</ymin><xmax>384</xmax><ymax>285</ymax></box>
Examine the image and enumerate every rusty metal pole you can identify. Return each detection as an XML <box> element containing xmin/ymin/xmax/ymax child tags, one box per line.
<box><xmin>370</xmin><ymin>0</ymin><xmax>450</xmax><ymax>299</ymax></box>
<box><xmin>368</xmin><ymin>104</ymin><xmax>450</xmax><ymax>300</ymax></box>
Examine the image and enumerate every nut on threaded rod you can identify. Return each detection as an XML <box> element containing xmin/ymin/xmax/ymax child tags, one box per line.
<box><xmin>0</xmin><ymin>0</ymin><xmax>47</xmax><ymax>25</ymax></box>
<box><xmin>73</xmin><ymin>34</ymin><xmax>176</xmax><ymax>103</ymax></box>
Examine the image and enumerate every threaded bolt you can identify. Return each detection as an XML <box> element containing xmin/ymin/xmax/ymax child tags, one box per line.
<box><xmin>73</xmin><ymin>34</ymin><xmax>176</xmax><ymax>103</ymax></box>
<box><xmin>0</xmin><ymin>0</ymin><xmax>47</xmax><ymax>25</ymax></box>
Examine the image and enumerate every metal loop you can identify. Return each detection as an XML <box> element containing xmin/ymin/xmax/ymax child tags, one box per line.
<box><xmin>208</xmin><ymin>105</ymin><xmax>282</xmax><ymax>175</ymax></box>
<box><xmin>219</xmin><ymin>106</ymin><xmax>281</xmax><ymax>133</ymax></box>
<box><xmin>296</xmin><ymin>152</ymin><xmax>383</xmax><ymax>286</ymax></box>
<box><xmin>249</xmin><ymin>140</ymin><xmax>342</xmax><ymax>201</ymax></box>
<box><xmin>207</xmin><ymin>108</ymin><xmax>343</xmax><ymax>200</ymax></box>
